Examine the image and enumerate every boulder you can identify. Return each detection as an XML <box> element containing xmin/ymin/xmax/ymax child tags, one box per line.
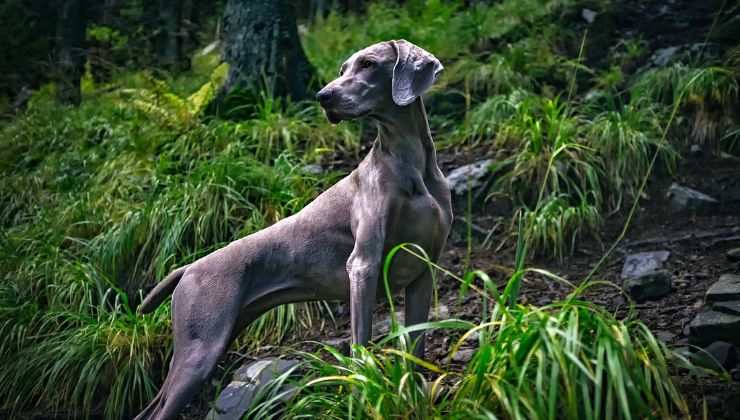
<box><xmin>452</xmin><ymin>348</ymin><xmax>476</xmax><ymax>363</ymax></box>
<box><xmin>620</xmin><ymin>252</ymin><xmax>672</xmax><ymax>301</ymax></box>
<box><xmin>373</xmin><ymin>305</ymin><xmax>449</xmax><ymax>338</ymax></box>
<box><xmin>373</xmin><ymin>314</ymin><xmax>401</xmax><ymax>338</ymax></box>
<box><xmin>706</xmin><ymin>274</ymin><xmax>740</xmax><ymax>303</ymax></box>
<box><xmin>666</xmin><ymin>183</ymin><xmax>719</xmax><ymax>213</ymax></box>
<box><xmin>693</xmin><ymin>341</ymin><xmax>738</xmax><ymax>371</ymax></box>
<box><xmin>581</xmin><ymin>8</ymin><xmax>597</xmax><ymax>24</ymax></box>
<box><xmin>654</xmin><ymin>330</ymin><xmax>676</xmax><ymax>344</ymax></box>
<box><xmin>622</xmin><ymin>269</ymin><xmax>672</xmax><ymax>302</ymax></box>
<box><xmin>445</xmin><ymin>159</ymin><xmax>493</xmax><ymax>195</ymax></box>
<box><xmin>651</xmin><ymin>46</ymin><xmax>680</xmax><ymax>67</ymax></box>
<box><xmin>690</xmin><ymin>144</ymin><xmax>703</xmax><ymax>157</ymax></box>
<box><xmin>301</xmin><ymin>164</ymin><xmax>324</xmax><ymax>175</ymax></box>
<box><xmin>621</xmin><ymin>251</ymin><xmax>671</xmax><ymax>279</ymax></box>
<box><xmin>205</xmin><ymin>358</ymin><xmax>298</xmax><ymax>420</ymax></box>
<box><xmin>689</xmin><ymin>310</ymin><xmax>740</xmax><ymax>347</ymax></box>
<box><xmin>714</xmin><ymin>301</ymin><xmax>740</xmax><ymax>316</ymax></box>
<box><xmin>324</xmin><ymin>336</ymin><xmax>351</xmax><ymax>354</ymax></box>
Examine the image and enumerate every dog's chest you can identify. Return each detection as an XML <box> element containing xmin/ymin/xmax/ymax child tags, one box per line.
<box><xmin>380</xmin><ymin>182</ymin><xmax>450</xmax><ymax>286</ymax></box>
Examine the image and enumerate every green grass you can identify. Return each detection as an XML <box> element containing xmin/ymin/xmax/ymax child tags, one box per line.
<box><xmin>2</xmin><ymin>0</ymin><xmax>738</xmax><ymax>417</ymax></box>
<box><xmin>249</xmin><ymin>248</ymin><xmax>692</xmax><ymax>420</ymax></box>
<box><xmin>0</xmin><ymin>68</ymin><xmax>354</xmax><ymax>418</ymax></box>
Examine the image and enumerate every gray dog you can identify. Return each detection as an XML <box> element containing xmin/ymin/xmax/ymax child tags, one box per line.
<box><xmin>134</xmin><ymin>39</ymin><xmax>452</xmax><ymax>420</ymax></box>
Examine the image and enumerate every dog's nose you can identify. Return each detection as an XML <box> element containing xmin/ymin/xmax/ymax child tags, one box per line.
<box><xmin>316</xmin><ymin>89</ymin><xmax>333</xmax><ymax>106</ymax></box>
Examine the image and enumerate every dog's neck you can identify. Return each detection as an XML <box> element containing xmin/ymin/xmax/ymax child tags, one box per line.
<box><xmin>372</xmin><ymin>98</ymin><xmax>437</xmax><ymax>173</ymax></box>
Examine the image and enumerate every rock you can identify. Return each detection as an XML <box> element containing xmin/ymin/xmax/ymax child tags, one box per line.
<box><xmin>655</xmin><ymin>330</ymin><xmax>676</xmax><ymax>343</ymax></box>
<box><xmin>666</xmin><ymin>183</ymin><xmax>719</xmax><ymax>213</ymax></box>
<box><xmin>445</xmin><ymin>159</ymin><xmax>493</xmax><ymax>195</ymax></box>
<box><xmin>621</xmin><ymin>251</ymin><xmax>671</xmax><ymax>279</ymax></box>
<box><xmin>452</xmin><ymin>348</ymin><xmax>475</xmax><ymax>363</ymax></box>
<box><xmin>706</xmin><ymin>274</ymin><xmax>740</xmax><ymax>303</ymax></box>
<box><xmin>301</xmin><ymin>164</ymin><xmax>324</xmax><ymax>175</ymax></box>
<box><xmin>206</xmin><ymin>358</ymin><xmax>298</xmax><ymax>420</ymax></box>
<box><xmin>325</xmin><ymin>336</ymin><xmax>350</xmax><ymax>354</ymax></box>
<box><xmin>693</xmin><ymin>341</ymin><xmax>738</xmax><ymax>371</ymax></box>
<box><xmin>705</xmin><ymin>395</ymin><xmax>723</xmax><ymax>411</ymax></box>
<box><xmin>651</xmin><ymin>46</ymin><xmax>680</xmax><ymax>67</ymax></box>
<box><xmin>727</xmin><ymin>248</ymin><xmax>740</xmax><ymax>262</ymax></box>
<box><xmin>373</xmin><ymin>305</ymin><xmax>448</xmax><ymax>338</ymax></box>
<box><xmin>732</xmin><ymin>367</ymin><xmax>740</xmax><ymax>382</ymax></box>
<box><xmin>581</xmin><ymin>8</ymin><xmax>597</xmax><ymax>24</ymax></box>
<box><xmin>714</xmin><ymin>301</ymin><xmax>740</xmax><ymax>316</ymax></box>
<box><xmin>430</xmin><ymin>304</ymin><xmax>450</xmax><ymax>320</ymax></box>
<box><xmin>689</xmin><ymin>310</ymin><xmax>740</xmax><ymax>347</ymax></box>
<box><xmin>690</xmin><ymin>144</ymin><xmax>703</xmax><ymax>157</ymax></box>
<box><xmin>620</xmin><ymin>252</ymin><xmax>672</xmax><ymax>301</ymax></box>
<box><xmin>623</xmin><ymin>269</ymin><xmax>672</xmax><ymax>302</ymax></box>
<box><xmin>373</xmin><ymin>314</ymin><xmax>402</xmax><ymax>338</ymax></box>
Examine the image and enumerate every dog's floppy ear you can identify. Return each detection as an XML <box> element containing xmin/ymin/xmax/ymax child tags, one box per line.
<box><xmin>390</xmin><ymin>39</ymin><xmax>444</xmax><ymax>107</ymax></box>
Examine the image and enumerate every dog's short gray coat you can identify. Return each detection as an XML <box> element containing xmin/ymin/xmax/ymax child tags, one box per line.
<box><xmin>134</xmin><ymin>39</ymin><xmax>452</xmax><ymax>420</ymax></box>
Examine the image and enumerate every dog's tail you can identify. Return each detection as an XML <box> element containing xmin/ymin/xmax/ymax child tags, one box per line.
<box><xmin>137</xmin><ymin>265</ymin><xmax>190</xmax><ymax>314</ymax></box>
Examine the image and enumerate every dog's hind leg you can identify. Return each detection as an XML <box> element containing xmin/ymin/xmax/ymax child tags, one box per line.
<box><xmin>135</xmin><ymin>272</ymin><xmax>240</xmax><ymax>420</ymax></box>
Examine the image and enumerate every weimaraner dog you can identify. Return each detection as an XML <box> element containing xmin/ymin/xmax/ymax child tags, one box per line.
<box><xmin>134</xmin><ymin>39</ymin><xmax>452</xmax><ymax>420</ymax></box>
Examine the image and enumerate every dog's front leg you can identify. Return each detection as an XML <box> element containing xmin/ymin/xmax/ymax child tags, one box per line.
<box><xmin>346</xmin><ymin>221</ymin><xmax>385</xmax><ymax>349</ymax></box>
<box><xmin>405</xmin><ymin>270</ymin><xmax>433</xmax><ymax>359</ymax></box>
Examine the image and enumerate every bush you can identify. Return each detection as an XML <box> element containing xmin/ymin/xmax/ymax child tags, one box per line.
<box><xmin>0</xmin><ymin>72</ymin><xmax>354</xmax><ymax>418</ymax></box>
<box><xmin>251</xmin><ymin>250</ymin><xmax>691</xmax><ymax>419</ymax></box>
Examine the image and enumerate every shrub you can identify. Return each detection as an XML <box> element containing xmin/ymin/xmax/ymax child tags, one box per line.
<box><xmin>251</xmin><ymin>251</ymin><xmax>691</xmax><ymax>419</ymax></box>
<box><xmin>0</xmin><ymin>71</ymin><xmax>353</xmax><ymax>418</ymax></box>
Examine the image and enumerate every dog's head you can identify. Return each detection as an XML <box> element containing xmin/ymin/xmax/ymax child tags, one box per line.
<box><xmin>316</xmin><ymin>40</ymin><xmax>443</xmax><ymax>123</ymax></box>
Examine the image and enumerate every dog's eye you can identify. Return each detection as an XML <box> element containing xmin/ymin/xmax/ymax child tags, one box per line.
<box><xmin>360</xmin><ymin>59</ymin><xmax>375</xmax><ymax>69</ymax></box>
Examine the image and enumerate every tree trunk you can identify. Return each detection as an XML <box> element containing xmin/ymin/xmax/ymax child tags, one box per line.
<box><xmin>179</xmin><ymin>0</ymin><xmax>197</xmax><ymax>70</ymax></box>
<box><xmin>88</xmin><ymin>0</ymin><xmax>122</xmax><ymax>84</ymax></box>
<box><xmin>57</xmin><ymin>0</ymin><xmax>87</xmax><ymax>105</ymax></box>
<box><xmin>158</xmin><ymin>0</ymin><xmax>180</xmax><ymax>69</ymax></box>
<box><xmin>220</xmin><ymin>0</ymin><xmax>316</xmax><ymax>101</ymax></box>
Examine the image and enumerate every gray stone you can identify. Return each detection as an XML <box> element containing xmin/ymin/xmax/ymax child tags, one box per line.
<box><xmin>667</xmin><ymin>183</ymin><xmax>719</xmax><ymax>213</ymax></box>
<box><xmin>706</xmin><ymin>274</ymin><xmax>740</xmax><ymax>303</ymax></box>
<box><xmin>689</xmin><ymin>310</ymin><xmax>740</xmax><ymax>347</ymax></box>
<box><xmin>325</xmin><ymin>336</ymin><xmax>350</xmax><ymax>354</ymax></box>
<box><xmin>714</xmin><ymin>301</ymin><xmax>740</xmax><ymax>316</ymax></box>
<box><xmin>732</xmin><ymin>367</ymin><xmax>740</xmax><ymax>382</ymax></box>
<box><xmin>301</xmin><ymin>164</ymin><xmax>324</xmax><ymax>175</ymax></box>
<box><xmin>693</xmin><ymin>341</ymin><xmax>737</xmax><ymax>371</ymax></box>
<box><xmin>373</xmin><ymin>305</ymin><xmax>448</xmax><ymax>338</ymax></box>
<box><xmin>651</xmin><ymin>46</ymin><xmax>680</xmax><ymax>67</ymax></box>
<box><xmin>373</xmin><ymin>311</ymin><xmax>404</xmax><ymax>338</ymax></box>
<box><xmin>430</xmin><ymin>304</ymin><xmax>450</xmax><ymax>320</ymax></box>
<box><xmin>621</xmin><ymin>251</ymin><xmax>671</xmax><ymax>279</ymax></box>
<box><xmin>445</xmin><ymin>159</ymin><xmax>493</xmax><ymax>195</ymax></box>
<box><xmin>690</xmin><ymin>144</ymin><xmax>703</xmax><ymax>157</ymax></box>
<box><xmin>452</xmin><ymin>348</ymin><xmax>475</xmax><ymax>363</ymax></box>
<box><xmin>581</xmin><ymin>8</ymin><xmax>597</xmax><ymax>24</ymax></box>
<box><xmin>623</xmin><ymin>269</ymin><xmax>672</xmax><ymax>301</ymax></box>
<box><xmin>655</xmin><ymin>330</ymin><xmax>676</xmax><ymax>343</ymax></box>
<box><xmin>206</xmin><ymin>358</ymin><xmax>298</xmax><ymax>420</ymax></box>
<box><xmin>727</xmin><ymin>248</ymin><xmax>740</xmax><ymax>262</ymax></box>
